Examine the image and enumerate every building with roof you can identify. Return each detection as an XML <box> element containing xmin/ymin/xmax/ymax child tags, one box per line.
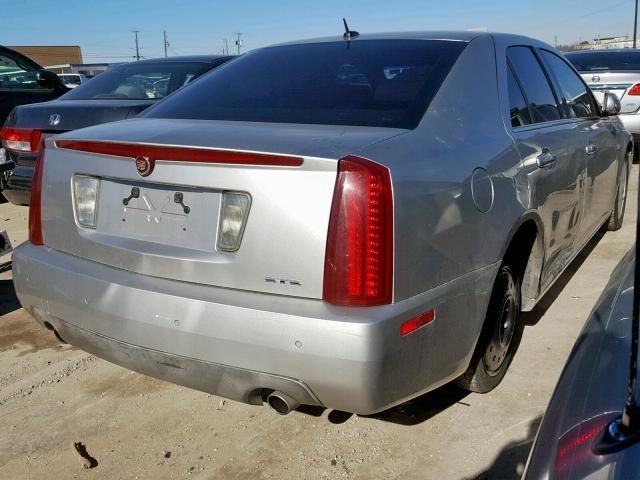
<box><xmin>7</xmin><ymin>45</ymin><xmax>83</xmax><ymax>66</ymax></box>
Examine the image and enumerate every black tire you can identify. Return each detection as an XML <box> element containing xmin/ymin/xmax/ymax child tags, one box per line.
<box><xmin>455</xmin><ymin>265</ymin><xmax>524</xmax><ymax>393</ymax></box>
<box><xmin>606</xmin><ymin>153</ymin><xmax>630</xmax><ymax>231</ymax></box>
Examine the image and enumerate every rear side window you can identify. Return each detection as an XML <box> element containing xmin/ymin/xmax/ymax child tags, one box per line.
<box><xmin>144</xmin><ymin>40</ymin><xmax>468</xmax><ymax>129</ymax></box>
<box><xmin>507</xmin><ymin>46</ymin><xmax>561</xmax><ymax>124</ymax></box>
<box><xmin>507</xmin><ymin>66</ymin><xmax>532</xmax><ymax>127</ymax></box>
<box><xmin>540</xmin><ymin>50</ymin><xmax>596</xmax><ymax>119</ymax></box>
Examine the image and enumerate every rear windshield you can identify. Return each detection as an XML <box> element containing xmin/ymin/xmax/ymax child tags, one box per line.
<box><xmin>144</xmin><ymin>40</ymin><xmax>467</xmax><ymax>129</ymax></box>
<box><xmin>60</xmin><ymin>61</ymin><xmax>219</xmax><ymax>101</ymax></box>
<box><xmin>566</xmin><ymin>51</ymin><xmax>640</xmax><ymax>72</ymax></box>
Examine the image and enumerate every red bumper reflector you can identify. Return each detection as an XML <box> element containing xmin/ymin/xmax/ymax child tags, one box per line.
<box><xmin>401</xmin><ymin>309</ymin><xmax>435</xmax><ymax>336</ymax></box>
<box><xmin>54</xmin><ymin>140</ymin><xmax>303</xmax><ymax>167</ymax></box>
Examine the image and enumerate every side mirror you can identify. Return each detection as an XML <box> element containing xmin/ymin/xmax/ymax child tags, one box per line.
<box><xmin>602</xmin><ymin>91</ymin><xmax>621</xmax><ymax>116</ymax></box>
<box><xmin>36</xmin><ymin>69</ymin><xmax>64</xmax><ymax>90</ymax></box>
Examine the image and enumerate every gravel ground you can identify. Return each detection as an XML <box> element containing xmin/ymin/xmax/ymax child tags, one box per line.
<box><xmin>0</xmin><ymin>167</ymin><xmax>636</xmax><ymax>479</ymax></box>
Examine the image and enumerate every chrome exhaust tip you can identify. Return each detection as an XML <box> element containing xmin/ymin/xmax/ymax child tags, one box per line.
<box><xmin>266</xmin><ymin>391</ymin><xmax>300</xmax><ymax>415</ymax></box>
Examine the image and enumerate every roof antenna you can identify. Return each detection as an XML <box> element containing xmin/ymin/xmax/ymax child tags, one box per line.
<box><xmin>343</xmin><ymin>18</ymin><xmax>359</xmax><ymax>41</ymax></box>
<box><xmin>594</xmin><ymin>154</ymin><xmax>640</xmax><ymax>455</ymax></box>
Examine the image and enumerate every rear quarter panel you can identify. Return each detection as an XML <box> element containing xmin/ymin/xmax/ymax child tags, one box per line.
<box><xmin>359</xmin><ymin>34</ymin><xmax>526</xmax><ymax>302</ymax></box>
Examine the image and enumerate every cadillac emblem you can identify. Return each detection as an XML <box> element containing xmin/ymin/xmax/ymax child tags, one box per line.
<box><xmin>135</xmin><ymin>155</ymin><xmax>154</xmax><ymax>176</ymax></box>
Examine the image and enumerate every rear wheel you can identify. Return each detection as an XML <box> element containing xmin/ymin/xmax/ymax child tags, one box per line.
<box><xmin>455</xmin><ymin>265</ymin><xmax>523</xmax><ymax>393</ymax></box>
<box><xmin>606</xmin><ymin>153</ymin><xmax>630</xmax><ymax>231</ymax></box>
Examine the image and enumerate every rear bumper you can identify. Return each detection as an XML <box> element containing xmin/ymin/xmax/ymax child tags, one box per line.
<box><xmin>3</xmin><ymin>166</ymin><xmax>33</xmax><ymax>206</ymax></box>
<box><xmin>13</xmin><ymin>243</ymin><xmax>498</xmax><ymax>414</ymax></box>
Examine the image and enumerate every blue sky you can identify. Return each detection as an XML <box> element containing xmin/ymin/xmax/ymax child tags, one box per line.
<box><xmin>1</xmin><ymin>0</ymin><xmax>637</xmax><ymax>63</ymax></box>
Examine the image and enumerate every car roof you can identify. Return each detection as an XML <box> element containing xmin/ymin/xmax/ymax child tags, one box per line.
<box><xmin>269</xmin><ymin>31</ymin><xmax>553</xmax><ymax>50</ymax></box>
<box><xmin>133</xmin><ymin>55</ymin><xmax>234</xmax><ymax>65</ymax></box>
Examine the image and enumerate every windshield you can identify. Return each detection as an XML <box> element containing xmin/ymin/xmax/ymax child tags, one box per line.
<box><xmin>61</xmin><ymin>61</ymin><xmax>216</xmax><ymax>100</ymax></box>
<box><xmin>565</xmin><ymin>51</ymin><xmax>640</xmax><ymax>71</ymax></box>
<box><xmin>144</xmin><ymin>40</ymin><xmax>467</xmax><ymax>129</ymax></box>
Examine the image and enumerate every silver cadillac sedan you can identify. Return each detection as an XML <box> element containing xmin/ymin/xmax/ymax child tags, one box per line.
<box><xmin>12</xmin><ymin>31</ymin><xmax>633</xmax><ymax>415</ymax></box>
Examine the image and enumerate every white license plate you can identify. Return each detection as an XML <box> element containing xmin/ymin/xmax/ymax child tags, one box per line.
<box><xmin>96</xmin><ymin>180</ymin><xmax>221</xmax><ymax>252</ymax></box>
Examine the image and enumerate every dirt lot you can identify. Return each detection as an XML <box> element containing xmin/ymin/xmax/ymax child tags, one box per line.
<box><xmin>0</xmin><ymin>169</ymin><xmax>636</xmax><ymax>480</ymax></box>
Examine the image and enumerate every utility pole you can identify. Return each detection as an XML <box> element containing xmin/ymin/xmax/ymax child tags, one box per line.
<box><xmin>132</xmin><ymin>30</ymin><xmax>140</xmax><ymax>60</ymax></box>
<box><xmin>163</xmin><ymin>30</ymin><xmax>169</xmax><ymax>57</ymax></box>
<box><xmin>634</xmin><ymin>0</ymin><xmax>639</xmax><ymax>48</ymax></box>
<box><xmin>235</xmin><ymin>32</ymin><xmax>243</xmax><ymax>55</ymax></box>
<box><xmin>223</xmin><ymin>38</ymin><xmax>229</xmax><ymax>55</ymax></box>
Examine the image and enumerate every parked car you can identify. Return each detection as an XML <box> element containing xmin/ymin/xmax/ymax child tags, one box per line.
<box><xmin>57</xmin><ymin>73</ymin><xmax>88</xmax><ymax>89</ymax></box>
<box><xmin>0</xmin><ymin>45</ymin><xmax>68</xmax><ymax>190</ymax></box>
<box><xmin>12</xmin><ymin>32</ymin><xmax>632</xmax><ymax>416</ymax></box>
<box><xmin>566</xmin><ymin>49</ymin><xmax>640</xmax><ymax>153</ymax></box>
<box><xmin>524</xmin><ymin>245</ymin><xmax>640</xmax><ymax>479</ymax></box>
<box><xmin>0</xmin><ymin>55</ymin><xmax>233</xmax><ymax>205</ymax></box>
<box><xmin>0</xmin><ymin>45</ymin><xmax>68</xmax><ymax>125</ymax></box>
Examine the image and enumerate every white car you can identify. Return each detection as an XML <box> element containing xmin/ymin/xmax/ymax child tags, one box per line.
<box><xmin>57</xmin><ymin>73</ymin><xmax>87</xmax><ymax>88</ymax></box>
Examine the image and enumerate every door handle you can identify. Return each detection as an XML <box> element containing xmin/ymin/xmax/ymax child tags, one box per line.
<box><xmin>585</xmin><ymin>144</ymin><xmax>598</xmax><ymax>155</ymax></box>
<box><xmin>536</xmin><ymin>149</ymin><xmax>556</xmax><ymax>168</ymax></box>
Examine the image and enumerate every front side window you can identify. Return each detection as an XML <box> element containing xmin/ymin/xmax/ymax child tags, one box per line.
<box><xmin>61</xmin><ymin>62</ymin><xmax>214</xmax><ymax>100</ymax></box>
<box><xmin>0</xmin><ymin>54</ymin><xmax>42</xmax><ymax>90</ymax></box>
<box><xmin>144</xmin><ymin>40</ymin><xmax>468</xmax><ymax>129</ymax></box>
<box><xmin>507</xmin><ymin>46</ymin><xmax>562</xmax><ymax>124</ymax></box>
<box><xmin>541</xmin><ymin>50</ymin><xmax>596</xmax><ymax>119</ymax></box>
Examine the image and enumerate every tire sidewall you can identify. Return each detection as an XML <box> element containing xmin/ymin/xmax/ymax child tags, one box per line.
<box><xmin>459</xmin><ymin>264</ymin><xmax>524</xmax><ymax>392</ymax></box>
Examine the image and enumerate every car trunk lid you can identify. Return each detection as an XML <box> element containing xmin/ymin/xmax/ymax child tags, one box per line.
<box><xmin>580</xmin><ymin>71</ymin><xmax>640</xmax><ymax>113</ymax></box>
<box><xmin>39</xmin><ymin>119</ymin><xmax>405</xmax><ymax>299</ymax></box>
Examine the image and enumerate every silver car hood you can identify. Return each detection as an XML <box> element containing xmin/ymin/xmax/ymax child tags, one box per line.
<box><xmin>56</xmin><ymin>117</ymin><xmax>408</xmax><ymax>160</ymax></box>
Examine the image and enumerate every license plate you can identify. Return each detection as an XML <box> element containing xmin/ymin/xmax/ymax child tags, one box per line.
<box><xmin>96</xmin><ymin>179</ymin><xmax>220</xmax><ymax>252</ymax></box>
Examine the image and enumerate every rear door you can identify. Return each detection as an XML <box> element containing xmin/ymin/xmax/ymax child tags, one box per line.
<box><xmin>0</xmin><ymin>50</ymin><xmax>60</xmax><ymax>125</ymax></box>
<box><xmin>506</xmin><ymin>46</ymin><xmax>587</xmax><ymax>290</ymax></box>
<box><xmin>539</xmin><ymin>49</ymin><xmax>619</xmax><ymax>241</ymax></box>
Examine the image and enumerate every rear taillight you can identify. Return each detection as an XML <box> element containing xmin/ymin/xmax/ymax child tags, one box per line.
<box><xmin>0</xmin><ymin>128</ymin><xmax>42</xmax><ymax>153</ymax></box>
<box><xmin>323</xmin><ymin>155</ymin><xmax>393</xmax><ymax>306</ymax></box>
<box><xmin>29</xmin><ymin>142</ymin><xmax>46</xmax><ymax>245</ymax></box>
<box><xmin>554</xmin><ymin>412</ymin><xmax>619</xmax><ymax>479</ymax></box>
<box><xmin>628</xmin><ymin>84</ymin><xmax>640</xmax><ymax>96</ymax></box>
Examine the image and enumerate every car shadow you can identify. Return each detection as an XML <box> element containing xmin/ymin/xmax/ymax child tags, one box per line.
<box><xmin>0</xmin><ymin>261</ymin><xmax>20</xmax><ymax>316</ymax></box>
<box><xmin>295</xmin><ymin>383</ymin><xmax>470</xmax><ymax>426</ymax></box>
<box><xmin>521</xmin><ymin>230</ymin><xmax>604</xmax><ymax>327</ymax></box>
<box><xmin>470</xmin><ymin>415</ymin><xmax>543</xmax><ymax>480</ymax></box>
